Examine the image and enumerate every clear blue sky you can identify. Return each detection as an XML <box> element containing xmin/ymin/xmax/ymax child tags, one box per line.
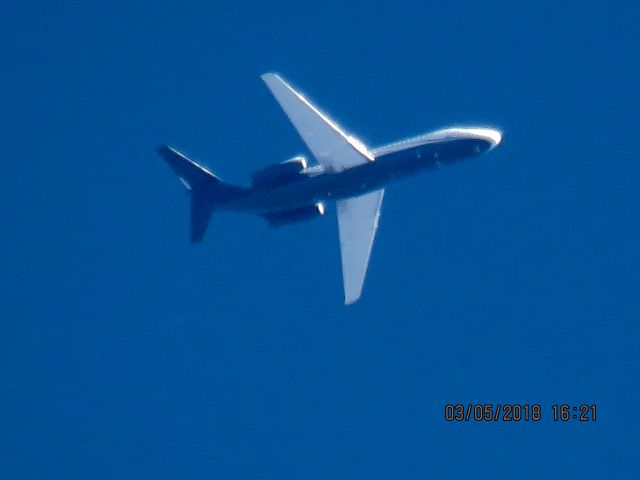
<box><xmin>1</xmin><ymin>1</ymin><xmax>639</xmax><ymax>478</ymax></box>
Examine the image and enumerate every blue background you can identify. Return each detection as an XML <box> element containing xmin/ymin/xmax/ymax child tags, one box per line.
<box><xmin>2</xmin><ymin>1</ymin><xmax>639</xmax><ymax>478</ymax></box>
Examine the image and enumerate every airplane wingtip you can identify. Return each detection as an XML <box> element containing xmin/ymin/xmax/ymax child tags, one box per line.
<box><xmin>344</xmin><ymin>294</ymin><xmax>361</xmax><ymax>306</ymax></box>
<box><xmin>260</xmin><ymin>72</ymin><xmax>279</xmax><ymax>82</ymax></box>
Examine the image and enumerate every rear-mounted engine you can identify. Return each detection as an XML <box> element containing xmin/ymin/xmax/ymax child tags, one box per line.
<box><xmin>262</xmin><ymin>203</ymin><xmax>325</xmax><ymax>227</ymax></box>
<box><xmin>251</xmin><ymin>156</ymin><xmax>308</xmax><ymax>188</ymax></box>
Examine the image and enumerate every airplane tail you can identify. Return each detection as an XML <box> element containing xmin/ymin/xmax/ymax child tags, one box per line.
<box><xmin>157</xmin><ymin>146</ymin><xmax>245</xmax><ymax>243</ymax></box>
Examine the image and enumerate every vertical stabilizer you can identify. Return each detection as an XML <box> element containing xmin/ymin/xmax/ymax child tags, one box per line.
<box><xmin>157</xmin><ymin>146</ymin><xmax>244</xmax><ymax>243</ymax></box>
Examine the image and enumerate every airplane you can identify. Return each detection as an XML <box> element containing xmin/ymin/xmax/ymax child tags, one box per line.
<box><xmin>158</xmin><ymin>73</ymin><xmax>502</xmax><ymax>305</ymax></box>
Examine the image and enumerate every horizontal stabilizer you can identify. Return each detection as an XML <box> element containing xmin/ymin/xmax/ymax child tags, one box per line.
<box><xmin>157</xmin><ymin>145</ymin><xmax>220</xmax><ymax>190</ymax></box>
<box><xmin>157</xmin><ymin>145</ymin><xmax>246</xmax><ymax>243</ymax></box>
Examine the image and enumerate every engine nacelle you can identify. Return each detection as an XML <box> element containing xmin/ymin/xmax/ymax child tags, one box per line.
<box><xmin>251</xmin><ymin>156</ymin><xmax>308</xmax><ymax>188</ymax></box>
<box><xmin>262</xmin><ymin>203</ymin><xmax>325</xmax><ymax>228</ymax></box>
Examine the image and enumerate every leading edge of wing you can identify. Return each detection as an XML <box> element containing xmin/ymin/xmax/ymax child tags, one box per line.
<box><xmin>261</xmin><ymin>73</ymin><xmax>374</xmax><ymax>172</ymax></box>
<box><xmin>336</xmin><ymin>188</ymin><xmax>385</xmax><ymax>305</ymax></box>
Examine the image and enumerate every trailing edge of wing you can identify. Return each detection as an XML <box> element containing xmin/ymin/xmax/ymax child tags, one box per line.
<box><xmin>336</xmin><ymin>189</ymin><xmax>385</xmax><ymax>305</ymax></box>
<box><xmin>261</xmin><ymin>73</ymin><xmax>373</xmax><ymax>172</ymax></box>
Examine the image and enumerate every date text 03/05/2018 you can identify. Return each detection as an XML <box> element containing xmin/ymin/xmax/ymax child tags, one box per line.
<box><xmin>443</xmin><ymin>404</ymin><xmax>597</xmax><ymax>422</ymax></box>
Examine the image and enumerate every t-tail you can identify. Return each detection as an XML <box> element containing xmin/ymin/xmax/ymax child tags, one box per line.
<box><xmin>157</xmin><ymin>146</ymin><xmax>245</xmax><ymax>243</ymax></box>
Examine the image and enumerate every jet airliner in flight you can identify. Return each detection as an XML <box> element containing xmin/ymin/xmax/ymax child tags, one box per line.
<box><xmin>158</xmin><ymin>73</ymin><xmax>502</xmax><ymax>304</ymax></box>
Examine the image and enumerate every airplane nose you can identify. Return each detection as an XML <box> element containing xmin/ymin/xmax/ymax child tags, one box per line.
<box><xmin>482</xmin><ymin>128</ymin><xmax>502</xmax><ymax>150</ymax></box>
<box><xmin>461</xmin><ymin>127</ymin><xmax>503</xmax><ymax>152</ymax></box>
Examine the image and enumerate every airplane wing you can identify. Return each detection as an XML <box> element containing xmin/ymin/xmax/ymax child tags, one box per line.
<box><xmin>336</xmin><ymin>188</ymin><xmax>385</xmax><ymax>304</ymax></box>
<box><xmin>261</xmin><ymin>73</ymin><xmax>374</xmax><ymax>172</ymax></box>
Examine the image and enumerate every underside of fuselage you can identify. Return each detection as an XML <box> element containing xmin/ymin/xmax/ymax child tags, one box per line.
<box><xmin>220</xmin><ymin>129</ymin><xmax>500</xmax><ymax>214</ymax></box>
